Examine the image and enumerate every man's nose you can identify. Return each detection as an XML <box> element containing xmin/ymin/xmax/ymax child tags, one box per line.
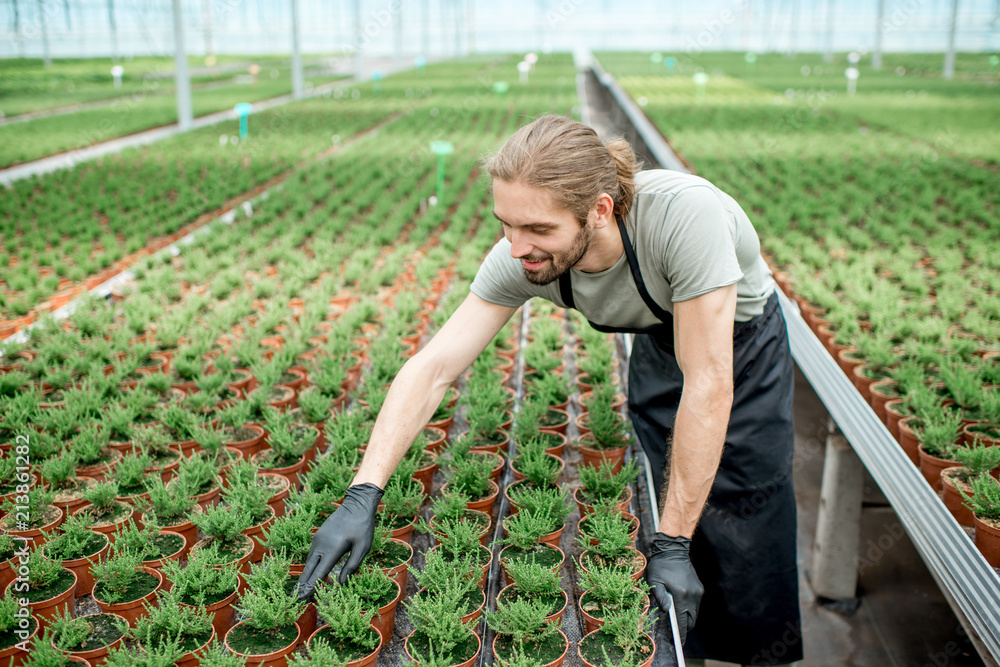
<box><xmin>508</xmin><ymin>229</ymin><xmax>533</xmax><ymax>259</ymax></box>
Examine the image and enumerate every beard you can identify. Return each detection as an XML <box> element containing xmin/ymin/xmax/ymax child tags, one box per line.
<box><xmin>521</xmin><ymin>222</ymin><xmax>594</xmax><ymax>286</ymax></box>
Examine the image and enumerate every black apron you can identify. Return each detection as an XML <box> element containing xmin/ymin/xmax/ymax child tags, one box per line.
<box><xmin>560</xmin><ymin>216</ymin><xmax>802</xmax><ymax>665</ymax></box>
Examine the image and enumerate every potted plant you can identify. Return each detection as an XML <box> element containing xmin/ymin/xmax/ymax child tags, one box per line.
<box><xmin>215</xmin><ymin>400</ymin><xmax>265</xmax><ymax>460</ymax></box>
<box><xmin>21</xmin><ymin>639</ymin><xmax>90</xmax><ymax>667</ymax></box>
<box><xmin>69</xmin><ymin>425</ymin><xmax>120</xmax><ymax>483</ymax></box>
<box><xmin>0</xmin><ymin>487</ymin><xmax>63</xmax><ymax>545</ymax></box>
<box><xmin>498</xmin><ymin>509</ymin><xmax>565</xmax><ymax>580</ymax></box>
<box><xmin>252</xmin><ymin>409</ymin><xmax>314</xmax><ymax>487</ymax></box>
<box><xmin>132</xmin><ymin>588</ymin><xmax>215</xmax><ymax>667</ymax></box>
<box><xmin>941</xmin><ymin>442</ymin><xmax>1000</xmax><ymax>526</ymax></box>
<box><xmin>5</xmin><ymin>546</ymin><xmax>77</xmax><ymax>632</ymax></box>
<box><xmin>360</xmin><ymin>519</ymin><xmax>414</xmax><ymax>594</ymax></box>
<box><xmin>966</xmin><ymin>389</ymin><xmax>1000</xmax><ymax>448</ymax></box>
<box><xmin>263</xmin><ymin>507</ymin><xmax>317</xmax><ymax>570</ymax></box>
<box><xmin>190</xmin><ymin>502</ymin><xmax>255</xmax><ymax>571</ymax></box>
<box><xmin>486</xmin><ymin>597</ymin><xmax>568</xmax><ymax>667</ymax></box>
<box><xmin>162</xmin><ymin>545</ymin><xmax>241</xmax><ymax>639</ymax></box>
<box><xmin>509</xmin><ymin>443</ymin><xmax>563</xmax><ymax>489</ymax></box>
<box><xmin>319</xmin><ymin>563</ymin><xmax>400</xmax><ymax>647</ymax></box>
<box><xmin>403</xmin><ymin>580</ymin><xmax>481</xmax><ymax>667</ymax></box>
<box><xmin>577</xmin><ymin>384</ymin><xmax>631</xmax><ymax>472</ymax></box>
<box><xmin>90</xmin><ymin>550</ymin><xmax>164</xmax><ymax>628</ymax></box>
<box><xmin>224</xmin><ymin>554</ymin><xmax>305</xmax><ymax>667</ymax></box>
<box><xmin>42</xmin><ymin>514</ymin><xmax>110</xmax><ymax>597</ymax></box>
<box><xmin>110</xmin><ymin>518</ymin><xmax>186</xmax><ymax>573</ymax></box>
<box><xmin>916</xmin><ymin>411</ymin><xmax>964</xmax><ymax>491</ymax></box>
<box><xmin>578</xmin><ymin>506</ymin><xmax>640</xmax><ymax>549</ymax></box>
<box><xmin>220</xmin><ymin>471</ymin><xmax>276</xmax><ymax>563</ymax></box>
<box><xmin>575</xmin><ymin>460</ymin><xmax>640</xmax><ymax>516</ymax></box>
<box><xmin>504</xmin><ymin>485</ymin><xmax>570</xmax><ymax>548</ymax></box>
<box><xmin>380</xmin><ymin>462</ymin><xmax>424</xmax><ymax>543</ymax></box>
<box><xmin>131</xmin><ymin>425</ymin><xmax>181</xmax><ymax>483</ymax></box>
<box><xmin>307</xmin><ymin>579</ymin><xmax>383</xmax><ymax>664</ymax></box>
<box><xmin>0</xmin><ymin>533</ymin><xmax>17</xmax><ymax>593</ymax></box>
<box><xmin>957</xmin><ymin>474</ymin><xmax>1000</xmax><ymax>568</ymax></box>
<box><xmin>410</xmin><ymin>548</ymin><xmax>485</xmax><ymax>626</ymax></box>
<box><xmin>72</xmin><ymin>482</ymin><xmax>134</xmax><ymax>543</ymax></box>
<box><xmin>110</xmin><ymin>452</ymin><xmax>155</xmax><ymax>506</ymax></box>
<box><xmin>577</xmin><ymin>560</ymin><xmax>651</xmax><ymax>634</ymax></box>
<box><xmin>138</xmin><ymin>477</ymin><xmax>199</xmax><ymax>549</ymax></box>
<box><xmin>167</xmin><ymin>454</ymin><xmax>222</xmax><ymax>510</ymax></box>
<box><xmin>48</xmin><ymin>607</ymin><xmax>127</xmax><ymax>666</ymax></box>
<box><xmin>442</xmin><ymin>452</ymin><xmax>499</xmax><ymax>516</ymax></box>
<box><xmin>496</xmin><ymin>558</ymin><xmax>567</xmax><ymax>623</ymax></box>
<box><xmin>38</xmin><ymin>455</ymin><xmax>93</xmax><ymax>514</ymax></box>
<box><xmin>0</xmin><ymin>595</ymin><xmax>38</xmax><ymax>666</ymax></box>
<box><xmin>577</xmin><ymin>605</ymin><xmax>655</xmax><ymax>667</ymax></box>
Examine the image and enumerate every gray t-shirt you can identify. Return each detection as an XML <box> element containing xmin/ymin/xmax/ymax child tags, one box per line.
<box><xmin>470</xmin><ymin>170</ymin><xmax>774</xmax><ymax>326</ymax></box>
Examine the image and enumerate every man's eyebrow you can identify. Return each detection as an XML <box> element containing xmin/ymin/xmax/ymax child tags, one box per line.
<box><xmin>492</xmin><ymin>212</ymin><xmax>557</xmax><ymax>229</ymax></box>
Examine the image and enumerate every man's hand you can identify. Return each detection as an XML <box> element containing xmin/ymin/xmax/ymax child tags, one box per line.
<box><xmin>295</xmin><ymin>483</ymin><xmax>384</xmax><ymax>600</ymax></box>
<box><xmin>647</xmin><ymin>532</ymin><xmax>704</xmax><ymax>644</ymax></box>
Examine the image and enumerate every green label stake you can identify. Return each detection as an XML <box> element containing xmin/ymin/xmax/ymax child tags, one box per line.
<box><xmin>234</xmin><ymin>103</ymin><xmax>253</xmax><ymax>140</ymax></box>
<box><xmin>430</xmin><ymin>140</ymin><xmax>454</xmax><ymax>203</ymax></box>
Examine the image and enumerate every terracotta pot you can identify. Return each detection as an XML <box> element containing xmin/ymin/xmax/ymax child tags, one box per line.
<box><xmin>577</xmin><ymin>590</ymin><xmax>650</xmax><ymax>634</ymax></box>
<box><xmin>885</xmin><ymin>399</ymin><xmax>906</xmax><ymax>441</ymax></box>
<box><xmin>381</xmin><ymin>538</ymin><xmax>414</xmax><ymax>594</ymax></box>
<box><xmin>869</xmin><ymin>379</ymin><xmax>899</xmax><ymax>425</ymax></box>
<box><xmin>370</xmin><ymin>579</ymin><xmax>402</xmax><ymax>644</ymax></box>
<box><xmin>49</xmin><ymin>477</ymin><xmax>96</xmax><ymax>514</ymax></box>
<box><xmin>578</xmin><ymin>511</ymin><xmax>640</xmax><ymax>548</ymax></box>
<box><xmin>577</xmin><ymin>440</ymin><xmax>627</xmax><ymax>473</ymax></box>
<box><xmin>158</xmin><ymin>626</ymin><xmax>214</xmax><ymax>667</ymax></box>
<box><xmin>224</xmin><ymin>424</ymin><xmax>264</xmax><ymax>461</ymax></box>
<box><xmin>180</xmin><ymin>579</ymin><xmax>240</xmax><ymax>639</ymax></box>
<box><xmin>965</xmin><ymin>422</ymin><xmax>1000</xmax><ymax>449</ymax></box>
<box><xmin>577</xmin><ymin>629</ymin><xmax>655</xmax><ymax>667</ymax></box>
<box><xmin>262</xmin><ymin>473</ymin><xmax>291</xmax><ymax>518</ymax></box>
<box><xmin>244</xmin><ymin>507</ymin><xmax>277</xmax><ymax>563</ymax></box>
<box><xmin>578</xmin><ymin>549</ymin><xmax>647</xmax><ymax>582</ymax></box>
<box><xmin>70</xmin><ymin>502</ymin><xmax>134</xmax><ymax>545</ymax></box>
<box><xmin>941</xmin><ymin>468</ymin><xmax>975</xmax><ymax>528</ymax></box>
<box><xmin>973</xmin><ymin>514</ymin><xmax>1000</xmax><ymax>568</ymax></box>
<box><xmin>492</xmin><ymin>628</ymin><xmax>568</xmax><ymax>667</ymax></box>
<box><xmin>918</xmin><ymin>445</ymin><xmax>960</xmax><ymax>493</ymax></box>
<box><xmin>499</xmin><ymin>544</ymin><xmax>565</xmax><ymax>581</ymax></box>
<box><xmin>837</xmin><ymin>347</ymin><xmax>864</xmax><ymax>385</ymax></box>
<box><xmin>441</xmin><ymin>480</ymin><xmax>499</xmax><ymax>517</ymax></box>
<box><xmin>575</xmin><ymin>372</ymin><xmax>621</xmax><ymax>395</ymax></box>
<box><xmin>404</xmin><ymin>629</ymin><xmax>481</xmax><ymax>667</ymax></box>
<box><xmin>224</xmin><ymin>621</ymin><xmax>302</xmax><ymax>667</ymax></box>
<box><xmin>463</xmin><ymin>429</ymin><xmax>510</xmax><ymax>455</ymax></box>
<box><xmin>251</xmin><ymin>451</ymin><xmax>306</xmax><ymax>490</ymax></box>
<box><xmin>53</xmin><ymin>531</ymin><xmax>110</xmax><ymax>596</ymax></box>
<box><xmin>1</xmin><ymin>504</ymin><xmax>63</xmax><ymax>546</ymax></box>
<box><xmin>52</xmin><ymin>612</ymin><xmax>127</xmax><ymax>667</ymax></box>
<box><xmin>8</xmin><ymin>567</ymin><xmax>76</xmax><ymax>632</ymax></box>
<box><xmin>578</xmin><ymin>390</ymin><xmax>627</xmax><ymax>413</ymax></box>
<box><xmin>142</xmin><ymin>530</ymin><xmax>188</xmax><ymax>576</ymax></box>
<box><xmin>75</xmin><ymin>449</ymin><xmax>122</xmax><ymax>484</ymax></box>
<box><xmin>510</xmin><ymin>453</ymin><xmax>564</xmax><ymax>485</ymax></box>
<box><xmin>573</xmin><ymin>486</ymin><xmax>633</xmax><ymax>517</ymax></box>
<box><xmin>422</xmin><ymin>426</ymin><xmax>448</xmax><ymax>454</ymax></box>
<box><xmin>93</xmin><ymin>566</ymin><xmax>163</xmax><ymax>628</ymax></box>
<box><xmin>0</xmin><ymin>613</ymin><xmax>37</xmax><ymax>667</ymax></box>
<box><xmin>412</xmin><ymin>452</ymin><xmax>439</xmax><ymax>500</ymax></box>
<box><xmin>143</xmin><ymin>511</ymin><xmax>199</xmax><ymax>551</ymax></box>
<box><xmin>0</xmin><ymin>555</ymin><xmax>14</xmax><ymax>595</ymax></box>
<box><xmin>497</xmin><ymin>585</ymin><xmax>568</xmax><ymax>624</ymax></box>
<box><xmin>305</xmin><ymin>625</ymin><xmax>382</xmax><ymax>667</ymax></box>
<box><xmin>897</xmin><ymin>417</ymin><xmax>922</xmax><ymax>466</ymax></box>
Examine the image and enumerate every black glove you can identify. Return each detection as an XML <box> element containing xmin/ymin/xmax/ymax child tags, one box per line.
<box><xmin>647</xmin><ymin>532</ymin><xmax>704</xmax><ymax>645</ymax></box>
<box><xmin>295</xmin><ymin>482</ymin><xmax>384</xmax><ymax>600</ymax></box>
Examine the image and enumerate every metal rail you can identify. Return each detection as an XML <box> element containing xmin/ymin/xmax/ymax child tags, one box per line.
<box><xmin>583</xmin><ymin>51</ymin><xmax>1000</xmax><ymax>666</ymax></box>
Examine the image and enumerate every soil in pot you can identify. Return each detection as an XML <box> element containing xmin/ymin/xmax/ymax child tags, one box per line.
<box><xmin>578</xmin><ymin>628</ymin><xmax>655</xmax><ymax>667</ymax></box>
<box><xmin>17</xmin><ymin>567</ymin><xmax>76</xmax><ymax>629</ymax></box>
<box><xmin>0</xmin><ymin>614</ymin><xmax>37</xmax><ymax>665</ymax></box>
<box><xmin>225</xmin><ymin>622</ymin><xmax>300</xmax><ymax>665</ymax></box>
<box><xmin>494</xmin><ymin>629</ymin><xmax>568</xmax><ymax>667</ymax></box>
<box><xmin>52</xmin><ymin>612</ymin><xmax>126</xmax><ymax>663</ymax></box>
<box><xmin>496</xmin><ymin>585</ymin><xmax>567</xmax><ymax>621</ymax></box>
<box><xmin>45</xmin><ymin>530</ymin><xmax>109</xmax><ymax>597</ymax></box>
<box><xmin>306</xmin><ymin>625</ymin><xmax>382</xmax><ymax>664</ymax></box>
<box><xmin>499</xmin><ymin>544</ymin><xmax>564</xmax><ymax>576</ymax></box>
<box><xmin>92</xmin><ymin>568</ymin><xmax>162</xmax><ymax>628</ymax></box>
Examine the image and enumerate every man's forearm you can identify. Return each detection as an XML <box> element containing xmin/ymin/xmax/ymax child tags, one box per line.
<box><xmin>658</xmin><ymin>387</ymin><xmax>732</xmax><ymax>537</ymax></box>
<box><xmin>352</xmin><ymin>353</ymin><xmax>452</xmax><ymax>489</ymax></box>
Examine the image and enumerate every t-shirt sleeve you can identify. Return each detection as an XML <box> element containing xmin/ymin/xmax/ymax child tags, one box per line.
<box><xmin>661</xmin><ymin>185</ymin><xmax>745</xmax><ymax>302</ymax></box>
<box><xmin>469</xmin><ymin>238</ymin><xmax>535</xmax><ymax>308</ymax></box>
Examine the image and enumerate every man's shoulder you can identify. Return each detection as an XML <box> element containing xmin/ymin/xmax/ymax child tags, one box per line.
<box><xmin>634</xmin><ymin>169</ymin><xmax>719</xmax><ymax>198</ymax></box>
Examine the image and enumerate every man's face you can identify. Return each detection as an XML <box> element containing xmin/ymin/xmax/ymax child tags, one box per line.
<box><xmin>492</xmin><ymin>179</ymin><xmax>594</xmax><ymax>286</ymax></box>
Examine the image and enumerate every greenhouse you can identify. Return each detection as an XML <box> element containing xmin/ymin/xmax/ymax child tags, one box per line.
<box><xmin>0</xmin><ymin>1</ymin><xmax>998</xmax><ymax>666</ymax></box>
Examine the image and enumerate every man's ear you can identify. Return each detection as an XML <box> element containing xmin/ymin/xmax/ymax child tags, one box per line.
<box><xmin>590</xmin><ymin>192</ymin><xmax>615</xmax><ymax>229</ymax></box>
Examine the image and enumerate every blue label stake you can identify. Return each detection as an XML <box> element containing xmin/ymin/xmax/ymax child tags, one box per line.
<box><xmin>234</xmin><ymin>103</ymin><xmax>253</xmax><ymax>140</ymax></box>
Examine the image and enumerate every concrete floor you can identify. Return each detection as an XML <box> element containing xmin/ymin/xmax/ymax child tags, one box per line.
<box><xmin>702</xmin><ymin>365</ymin><xmax>984</xmax><ymax>667</ymax></box>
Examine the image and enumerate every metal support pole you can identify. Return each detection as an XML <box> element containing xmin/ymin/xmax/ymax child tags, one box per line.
<box><xmin>824</xmin><ymin>0</ymin><xmax>835</xmax><ymax>64</ymax></box>
<box><xmin>172</xmin><ymin>0</ymin><xmax>193</xmax><ymax>131</ymax></box>
<box><xmin>38</xmin><ymin>0</ymin><xmax>51</xmax><ymax>67</ymax></box>
<box><xmin>872</xmin><ymin>0</ymin><xmax>885</xmax><ymax>70</ymax></box>
<box><xmin>811</xmin><ymin>427</ymin><xmax>864</xmax><ymax>602</ymax></box>
<box><xmin>353</xmin><ymin>0</ymin><xmax>363</xmax><ymax>81</ymax></box>
<box><xmin>944</xmin><ymin>0</ymin><xmax>959</xmax><ymax>80</ymax></box>
<box><xmin>291</xmin><ymin>0</ymin><xmax>304</xmax><ymax>99</ymax></box>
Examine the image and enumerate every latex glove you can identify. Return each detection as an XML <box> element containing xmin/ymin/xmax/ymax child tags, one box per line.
<box><xmin>295</xmin><ymin>482</ymin><xmax>384</xmax><ymax>600</ymax></box>
<box><xmin>646</xmin><ymin>532</ymin><xmax>704</xmax><ymax>645</ymax></box>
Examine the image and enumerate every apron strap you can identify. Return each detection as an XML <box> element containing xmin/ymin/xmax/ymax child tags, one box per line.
<box><xmin>558</xmin><ymin>271</ymin><xmax>576</xmax><ymax>309</ymax></box>
<box><xmin>616</xmin><ymin>215</ymin><xmax>674</xmax><ymax>325</ymax></box>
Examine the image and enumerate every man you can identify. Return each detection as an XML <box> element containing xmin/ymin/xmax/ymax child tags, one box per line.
<box><xmin>297</xmin><ymin>115</ymin><xmax>802</xmax><ymax>665</ymax></box>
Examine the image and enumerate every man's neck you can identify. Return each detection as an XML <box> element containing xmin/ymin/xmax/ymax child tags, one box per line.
<box><xmin>574</xmin><ymin>219</ymin><xmax>625</xmax><ymax>273</ymax></box>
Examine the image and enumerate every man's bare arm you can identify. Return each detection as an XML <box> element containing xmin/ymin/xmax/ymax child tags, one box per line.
<box><xmin>352</xmin><ymin>292</ymin><xmax>518</xmax><ymax>488</ymax></box>
<box><xmin>658</xmin><ymin>283</ymin><xmax>737</xmax><ymax>537</ymax></box>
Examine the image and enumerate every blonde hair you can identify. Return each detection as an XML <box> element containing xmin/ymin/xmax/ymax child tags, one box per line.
<box><xmin>484</xmin><ymin>115</ymin><xmax>641</xmax><ymax>224</ymax></box>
